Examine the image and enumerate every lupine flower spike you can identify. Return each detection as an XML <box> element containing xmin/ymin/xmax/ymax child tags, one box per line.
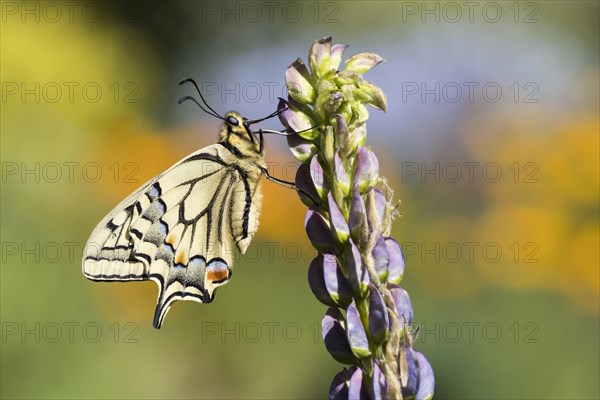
<box><xmin>280</xmin><ymin>37</ymin><xmax>434</xmax><ymax>400</ymax></box>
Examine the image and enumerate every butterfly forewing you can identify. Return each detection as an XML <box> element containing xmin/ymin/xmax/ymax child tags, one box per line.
<box><xmin>82</xmin><ymin>143</ymin><xmax>263</xmax><ymax>328</ymax></box>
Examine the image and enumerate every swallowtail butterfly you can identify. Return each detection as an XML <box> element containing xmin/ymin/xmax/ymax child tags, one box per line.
<box><xmin>82</xmin><ymin>79</ymin><xmax>304</xmax><ymax>329</ymax></box>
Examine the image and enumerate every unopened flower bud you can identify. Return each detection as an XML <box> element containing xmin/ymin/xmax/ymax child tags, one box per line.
<box><xmin>285</xmin><ymin>58</ymin><xmax>315</xmax><ymax>104</ymax></box>
<box><xmin>346</xmin><ymin>300</ymin><xmax>371</xmax><ymax>359</ymax></box>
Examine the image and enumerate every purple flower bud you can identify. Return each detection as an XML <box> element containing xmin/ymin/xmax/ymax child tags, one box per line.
<box><xmin>348</xmin><ymin>184</ymin><xmax>366</xmax><ymax>243</ymax></box>
<box><xmin>278</xmin><ymin>98</ymin><xmax>318</xmax><ymax>140</ymax></box>
<box><xmin>333</xmin><ymin>153</ymin><xmax>351</xmax><ymax>196</ymax></box>
<box><xmin>414</xmin><ymin>351</ymin><xmax>435</xmax><ymax>400</ymax></box>
<box><xmin>308</xmin><ymin>253</ymin><xmax>352</xmax><ymax>308</ymax></box>
<box><xmin>344</xmin><ymin>52</ymin><xmax>385</xmax><ymax>74</ymax></box>
<box><xmin>287</xmin><ymin>133</ymin><xmax>317</xmax><ymax>163</ymax></box>
<box><xmin>368</xmin><ymin>150</ymin><xmax>380</xmax><ymax>177</ymax></box>
<box><xmin>366</xmin><ymin>187</ymin><xmax>386</xmax><ymax>233</ymax></box>
<box><xmin>305</xmin><ymin>207</ymin><xmax>333</xmax><ymax>252</ymax></box>
<box><xmin>328</xmin><ymin>193</ymin><xmax>350</xmax><ymax>243</ymax></box>
<box><xmin>329</xmin><ymin>43</ymin><xmax>348</xmax><ymax>71</ymax></box>
<box><xmin>295</xmin><ymin>163</ymin><xmax>320</xmax><ymax>207</ymax></box>
<box><xmin>354</xmin><ymin>147</ymin><xmax>379</xmax><ymax>193</ymax></box>
<box><xmin>310</xmin><ymin>155</ymin><xmax>328</xmax><ymax>200</ymax></box>
<box><xmin>308</xmin><ymin>254</ymin><xmax>335</xmax><ymax>307</ymax></box>
<box><xmin>347</xmin><ymin>239</ymin><xmax>369</xmax><ymax>298</ymax></box>
<box><xmin>347</xmin><ymin>366</ymin><xmax>370</xmax><ymax>399</ymax></box>
<box><xmin>309</xmin><ymin>36</ymin><xmax>332</xmax><ymax>78</ymax></box>
<box><xmin>370</xmin><ymin>360</ymin><xmax>389</xmax><ymax>400</ymax></box>
<box><xmin>285</xmin><ymin>58</ymin><xmax>315</xmax><ymax>104</ymax></box>
<box><xmin>372</xmin><ymin>235</ymin><xmax>390</xmax><ymax>282</ymax></box>
<box><xmin>329</xmin><ymin>368</ymin><xmax>351</xmax><ymax>400</ymax></box>
<box><xmin>322</xmin><ymin>307</ymin><xmax>359</xmax><ymax>365</ymax></box>
<box><xmin>346</xmin><ymin>300</ymin><xmax>371</xmax><ymax>359</ymax></box>
<box><xmin>368</xmin><ymin>284</ymin><xmax>389</xmax><ymax>346</ymax></box>
<box><xmin>385</xmin><ymin>238</ymin><xmax>405</xmax><ymax>285</ymax></box>
<box><xmin>389</xmin><ymin>284</ymin><xmax>413</xmax><ymax>326</ymax></box>
<box><xmin>401</xmin><ymin>346</ymin><xmax>419</xmax><ymax>397</ymax></box>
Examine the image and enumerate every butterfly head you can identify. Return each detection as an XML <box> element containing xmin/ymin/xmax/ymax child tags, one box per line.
<box><xmin>218</xmin><ymin>111</ymin><xmax>263</xmax><ymax>156</ymax></box>
<box><xmin>179</xmin><ymin>78</ymin><xmax>286</xmax><ymax>158</ymax></box>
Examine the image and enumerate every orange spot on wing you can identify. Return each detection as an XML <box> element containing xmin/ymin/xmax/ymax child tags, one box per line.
<box><xmin>207</xmin><ymin>268</ymin><xmax>229</xmax><ymax>283</ymax></box>
<box><xmin>175</xmin><ymin>251</ymin><xmax>188</xmax><ymax>266</ymax></box>
<box><xmin>165</xmin><ymin>234</ymin><xmax>176</xmax><ymax>247</ymax></box>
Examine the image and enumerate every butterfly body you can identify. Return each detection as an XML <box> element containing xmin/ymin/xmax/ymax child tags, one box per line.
<box><xmin>83</xmin><ymin>111</ymin><xmax>266</xmax><ymax>328</ymax></box>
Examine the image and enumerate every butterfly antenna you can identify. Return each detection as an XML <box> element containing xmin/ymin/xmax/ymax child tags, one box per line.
<box><xmin>179</xmin><ymin>78</ymin><xmax>224</xmax><ymax>120</ymax></box>
<box><xmin>178</xmin><ymin>96</ymin><xmax>223</xmax><ymax>120</ymax></box>
<box><xmin>246</xmin><ymin>102</ymin><xmax>290</xmax><ymax>125</ymax></box>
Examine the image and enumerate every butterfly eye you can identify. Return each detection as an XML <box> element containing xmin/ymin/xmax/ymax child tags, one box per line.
<box><xmin>226</xmin><ymin>116</ymin><xmax>239</xmax><ymax>126</ymax></box>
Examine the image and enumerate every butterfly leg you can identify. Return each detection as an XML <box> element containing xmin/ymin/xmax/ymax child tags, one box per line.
<box><xmin>257</xmin><ymin>128</ymin><xmax>294</xmax><ymax>136</ymax></box>
<box><xmin>260</xmin><ymin>167</ymin><xmax>319</xmax><ymax>206</ymax></box>
<box><xmin>257</xmin><ymin>125</ymin><xmax>318</xmax><ymax>137</ymax></box>
<box><xmin>261</xmin><ymin>167</ymin><xmax>296</xmax><ymax>189</ymax></box>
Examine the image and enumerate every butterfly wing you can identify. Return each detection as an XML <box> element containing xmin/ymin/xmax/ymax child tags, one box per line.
<box><xmin>82</xmin><ymin>143</ymin><xmax>263</xmax><ymax>328</ymax></box>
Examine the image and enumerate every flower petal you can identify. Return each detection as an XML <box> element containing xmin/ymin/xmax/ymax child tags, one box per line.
<box><xmin>328</xmin><ymin>193</ymin><xmax>350</xmax><ymax>243</ymax></box>
<box><xmin>286</xmin><ymin>58</ymin><xmax>316</xmax><ymax>104</ymax></box>
<box><xmin>323</xmin><ymin>253</ymin><xmax>352</xmax><ymax>308</ymax></box>
<box><xmin>348</xmin><ymin>184</ymin><xmax>367</xmax><ymax>243</ymax></box>
<box><xmin>346</xmin><ymin>300</ymin><xmax>371</xmax><ymax>359</ymax></box>
<box><xmin>308</xmin><ymin>252</ymin><xmax>352</xmax><ymax>308</ymax></box>
<box><xmin>415</xmin><ymin>351</ymin><xmax>435</xmax><ymax>400</ymax></box>
<box><xmin>321</xmin><ymin>126</ymin><xmax>336</xmax><ymax>167</ymax></box>
<box><xmin>368</xmin><ymin>284</ymin><xmax>389</xmax><ymax>346</ymax></box>
<box><xmin>349</xmin><ymin>123</ymin><xmax>367</xmax><ymax>154</ymax></box>
<box><xmin>354</xmin><ymin>146</ymin><xmax>379</xmax><ymax>193</ymax></box>
<box><xmin>279</xmin><ymin>98</ymin><xmax>318</xmax><ymax>140</ymax></box>
<box><xmin>354</xmin><ymin>102</ymin><xmax>370</xmax><ymax>126</ymax></box>
<box><xmin>345</xmin><ymin>52</ymin><xmax>385</xmax><ymax>74</ymax></box>
<box><xmin>305</xmin><ymin>207</ymin><xmax>333</xmax><ymax>252</ymax></box>
<box><xmin>322</xmin><ymin>307</ymin><xmax>358</xmax><ymax>364</ymax></box>
<box><xmin>385</xmin><ymin>237</ymin><xmax>405</xmax><ymax>285</ymax></box>
<box><xmin>370</xmin><ymin>360</ymin><xmax>389</xmax><ymax>400</ymax></box>
<box><xmin>308</xmin><ymin>254</ymin><xmax>336</xmax><ymax>307</ymax></box>
<box><xmin>358</xmin><ymin>81</ymin><xmax>387</xmax><ymax>112</ymax></box>
<box><xmin>401</xmin><ymin>346</ymin><xmax>419</xmax><ymax>397</ymax></box>
<box><xmin>309</xmin><ymin>36</ymin><xmax>332</xmax><ymax>78</ymax></box>
<box><xmin>295</xmin><ymin>163</ymin><xmax>320</xmax><ymax>206</ymax></box>
<box><xmin>389</xmin><ymin>284</ymin><xmax>413</xmax><ymax>325</ymax></box>
<box><xmin>329</xmin><ymin>43</ymin><xmax>348</xmax><ymax>71</ymax></box>
<box><xmin>333</xmin><ymin>153</ymin><xmax>350</xmax><ymax>196</ymax></box>
<box><xmin>330</xmin><ymin>368</ymin><xmax>351</xmax><ymax>400</ymax></box>
<box><xmin>333</xmin><ymin>114</ymin><xmax>349</xmax><ymax>154</ymax></box>
<box><xmin>288</xmin><ymin>130</ymin><xmax>316</xmax><ymax>162</ymax></box>
<box><xmin>372</xmin><ymin>235</ymin><xmax>390</xmax><ymax>282</ymax></box>
<box><xmin>347</xmin><ymin>366</ymin><xmax>368</xmax><ymax>400</ymax></box>
<box><xmin>310</xmin><ymin>154</ymin><xmax>328</xmax><ymax>200</ymax></box>
<box><xmin>347</xmin><ymin>239</ymin><xmax>369</xmax><ymax>298</ymax></box>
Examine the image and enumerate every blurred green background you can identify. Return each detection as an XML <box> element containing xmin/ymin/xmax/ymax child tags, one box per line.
<box><xmin>1</xmin><ymin>1</ymin><xmax>598</xmax><ymax>399</ymax></box>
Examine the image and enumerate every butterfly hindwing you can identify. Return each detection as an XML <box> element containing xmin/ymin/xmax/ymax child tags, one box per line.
<box><xmin>82</xmin><ymin>143</ymin><xmax>263</xmax><ymax>328</ymax></box>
